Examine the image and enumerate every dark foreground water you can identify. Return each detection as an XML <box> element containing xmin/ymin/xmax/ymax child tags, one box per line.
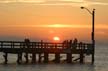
<box><xmin>0</xmin><ymin>44</ymin><xmax>108</xmax><ymax>71</ymax></box>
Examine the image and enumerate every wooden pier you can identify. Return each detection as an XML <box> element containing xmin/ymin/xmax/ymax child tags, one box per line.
<box><xmin>0</xmin><ymin>39</ymin><xmax>94</xmax><ymax>64</ymax></box>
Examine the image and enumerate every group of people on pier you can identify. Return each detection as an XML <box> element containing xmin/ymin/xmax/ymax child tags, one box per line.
<box><xmin>24</xmin><ymin>38</ymin><xmax>85</xmax><ymax>50</ymax></box>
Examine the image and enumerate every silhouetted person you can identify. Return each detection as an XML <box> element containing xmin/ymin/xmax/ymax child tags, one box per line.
<box><xmin>64</xmin><ymin>40</ymin><xmax>69</xmax><ymax>49</ymax></box>
<box><xmin>62</xmin><ymin>40</ymin><xmax>66</xmax><ymax>49</ymax></box>
<box><xmin>67</xmin><ymin>40</ymin><xmax>72</xmax><ymax>53</ymax></box>
<box><xmin>72</xmin><ymin>38</ymin><xmax>78</xmax><ymax>49</ymax></box>
<box><xmin>24</xmin><ymin>38</ymin><xmax>30</xmax><ymax>63</ymax></box>
<box><xmin>24</xmin><ymin>38</ymin><xmax>30</xmax><ymax>48</ymax></box>
<box><xmin>69</xmin><ymin>40</ymin><xmax>72</xmax><ymax>48</ymax></box>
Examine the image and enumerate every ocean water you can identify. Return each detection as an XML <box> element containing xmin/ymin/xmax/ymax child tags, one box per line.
<box><xmin>0</xmin><ymin>44</ymin><xmax>108</xmax><ymax>71</ymax></box>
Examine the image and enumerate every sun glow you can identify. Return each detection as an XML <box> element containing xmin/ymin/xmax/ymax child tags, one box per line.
<box><xmin>48</xmin><ymin>24</ymin><xmax>64</xmax><ymax>28</ymax></box>
<box><xmin>53</xmin><ymin>36</ymin><xmax>60</xmax><ymax>41</ymax></box>
<box><xmin>44</xmin><ymin>24</ymin><xmax>90</xmax><ymax>28</ymax></box>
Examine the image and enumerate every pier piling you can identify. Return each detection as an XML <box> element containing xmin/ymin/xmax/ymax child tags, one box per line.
<box><xmin>31</xmin><ymin>53</ymin><xmax>36</xmax><ymax>63</ymax></box>
<box><xmin>44</xmin><ymin>53</ymin><xmax>49</xmax><ymax>63</ymax></box>
<box><xmin>55</xmin><ymin>53</ymin><xmax>60</xmax><ymax>63</ymax></box>
<box><xmin>24</xmin><ymin>53</ymin><xmax>29</xmax><ymax>63</ymax></box>
<box><xmin>17</xmin><ymin>53</ymin><xmax>22</xmax><ymax>64</ymax></box>
<box><xmin>66</xmin><ymin>53</ymin><xmax>72</xmax><ymax>63</ymax></box>
<box><xmin>3</xmin><ymin>53</ymin><xmax>8</xmax><ymax>64</ymax></box>
<box><xmin>38</xmin><ymin>53</ymin><xmax>41</xmax><ymax>63</ymax></box>
<box><xmin>80</xmin><ymin>53</ymin><xmax>84</xmax><ymax>63</ymax></box>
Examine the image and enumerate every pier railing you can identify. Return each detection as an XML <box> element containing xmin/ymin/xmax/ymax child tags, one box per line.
<box><xmin>0</xmin><ymin>41</ymin><xmax>93</xmax><ymax>53</ymax></box>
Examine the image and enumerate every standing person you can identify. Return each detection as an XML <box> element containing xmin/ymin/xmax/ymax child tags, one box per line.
<box><xmin>72</xmin><ymin>38</ymin><xmax>78</xmax><ymax>50</ymax></box>
<box><xmin>24</xmin><ymin>38</ymin><xmax>30</xmax><ymax>48</ymax></box>
<box><xmin>24</xmin><ymin>38</ymin><xmax>30</xmax><ymax>63</ymax></box>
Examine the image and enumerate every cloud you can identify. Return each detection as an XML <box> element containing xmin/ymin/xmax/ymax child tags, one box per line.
<box><xmin>86</xmin><ymin>1</ymin><xmax>108</xmax><ymax>6</ymax></box>
<box><xmin>0</xmin><ymin>0</ymin><xmax>108</xmax><ymax>6</ymax></box>
<box><xmin>0</xmin><ymin>0</ymin><xmax>83</xmax><ymax>3</ymax></box>
<box><xmin>0</xmin><ymin>0</ymin><xmax>87</xmax><ymax>7</ymax></box>
<box><xmin>0</xmin><ymin>0</ymin><xmax>46</xmax><ymax>3</ymax></box>
<box><xmin>59</xmin><ymin>0</ymin><xmax>84</xmax><ymax>2</ymax></box>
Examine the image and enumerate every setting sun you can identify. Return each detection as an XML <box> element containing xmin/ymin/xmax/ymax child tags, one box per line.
<box><xmin>53</xmin><ymin>36</ymin><xmax>60</xmax><ymax>41</ymax></box>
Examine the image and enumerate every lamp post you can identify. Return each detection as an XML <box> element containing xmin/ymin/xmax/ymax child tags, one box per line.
<box><xmin>80</xmin><ymin>7</ymin><xmax>95</xmax><ymax>64</ymax></box>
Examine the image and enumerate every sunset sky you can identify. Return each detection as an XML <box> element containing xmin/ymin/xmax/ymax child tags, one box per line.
<box><xmin>0</xmin><ymin>0</ymin><xmax>108</xmax><ymax>43</ymax></box>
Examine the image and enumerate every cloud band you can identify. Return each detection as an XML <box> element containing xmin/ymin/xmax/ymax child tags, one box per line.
<box><xmin>0</xmin><ymin>0</ymin><xmax>108</xmax><ymax>6</ymax></box>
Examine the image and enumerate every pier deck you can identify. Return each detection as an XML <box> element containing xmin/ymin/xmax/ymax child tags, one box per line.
<box><xmin>0</xmin><ymin>40</ymin><xmax>94</xmax><ymax>64</ymax></box>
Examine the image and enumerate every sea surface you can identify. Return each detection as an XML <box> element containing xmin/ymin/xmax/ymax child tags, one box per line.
<box><xmin>0</xmin><ymin>44</ymin><xmax>108</xmax><ymax>71</ymax></box>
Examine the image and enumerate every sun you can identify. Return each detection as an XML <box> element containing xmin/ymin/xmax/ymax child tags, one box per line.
<box><xmin>53</xmin><ymin>36</ymin><xmax>60</xmax><ymax>41</ymax></box>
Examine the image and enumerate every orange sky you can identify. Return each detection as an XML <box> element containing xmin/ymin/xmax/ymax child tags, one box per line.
<box><xmin>0</xmin><ymin>0</ymin><xmax>108</xmax><ymax>43</ymax></box>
